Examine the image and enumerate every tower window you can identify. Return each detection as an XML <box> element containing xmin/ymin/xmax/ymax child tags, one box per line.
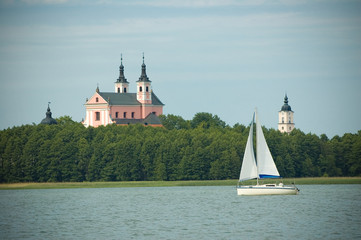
<box><xmin>282</xmin><ymin>117</ymin><xmax>284</xmax><ymax>123</ymax></box>
<box><xmin>95</xmin><ymin>112</ymin><xmax>100</xmax><ymax>121</ymax></box>
<box><xmin>96</xmin><ymin>97</ymin><xmax>99</xmax><ymax>102</ymax></box>
<box><xmin>146</xmin><ymin>86</ymin><xmax>149</xmax><ymax>92</ymax></box>
<box><xmin>139</xmin><ymin>86</ymin><xmax>143</xmax><ymax>92</ymax></box>
<box><xmin>289</xmin><ymin>118</ymin><xmax>291</xmax><ymax>123</ymax></box>
<box><xmin>117</xmin><ymin>88</ymin><xmax>120</xmax><ymax>93</ymax></box>
<box><xmin>116</xmin><ymin>112</ymin><xmax>119</xmax><ymax>118</ymax></box>
<box><xmin>124</xmin><ymin>88</ymin><xmax>127</xmax><ymax>93</ymax></box>
<box><xmin>123</xmin><ymin>112</ymin><xmax>127</xmax><ymax>118</ymax></box>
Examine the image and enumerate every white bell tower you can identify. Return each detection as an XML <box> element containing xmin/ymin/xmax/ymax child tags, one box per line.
<box><xmin>278</xmin><ymin>94</ymin><xmax>295</xmax><ymax>133</ymax></box>
<box><xmin>136</xmin><ymin>53</ymin><xmax>152</xmax><ymax>104</ymax></box>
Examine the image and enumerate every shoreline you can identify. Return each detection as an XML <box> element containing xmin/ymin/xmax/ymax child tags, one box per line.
<box><xmin>1</xmin><ymin>177</ymin><xmax>361</xmax><ymax>190</ymax></box>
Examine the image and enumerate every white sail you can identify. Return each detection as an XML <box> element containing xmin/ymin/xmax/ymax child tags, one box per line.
<box><xmin>239</xmin><ymin>114</ymin><xmax>258</xmax><ymax>182</ymax></box>
<box><xmin>255</xmin><ymin>111</ymin><xmax>280</xmax><ymax>178</ymax></box>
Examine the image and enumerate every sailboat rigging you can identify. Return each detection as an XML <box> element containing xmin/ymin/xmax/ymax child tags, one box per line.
<box><xmin>237</xmin><ymin>110</ymin><xmax>299</xmax><ymax>196</ymax></box>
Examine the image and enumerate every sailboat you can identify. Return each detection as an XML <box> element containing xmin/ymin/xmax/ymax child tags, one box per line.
<box><xmin>237</xmin><ymin>110</ymin><xmax>299</xmax><ymax>196</ymax></box>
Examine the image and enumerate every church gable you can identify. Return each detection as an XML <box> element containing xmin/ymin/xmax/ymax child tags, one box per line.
<box><xmin>87</xmin><ymin>92</ymin><xmax>108</xmax><ymax>105</ymax></box>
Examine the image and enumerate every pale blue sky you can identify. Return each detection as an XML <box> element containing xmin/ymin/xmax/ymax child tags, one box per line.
<box><xmin>0</xmin><ymin>0</ymin><xmax>360</xmax><ymax>137</ymax></box>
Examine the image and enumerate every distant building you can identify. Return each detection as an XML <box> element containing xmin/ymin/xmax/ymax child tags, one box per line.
<box><xmin>40</xmin><ymin>103</ymin><xmax>57</xmax><ymax>125</ymax></box>
<box><xmin>278</xmin><ymin>94</ymin><xmax>294</xmax><ymax>133</ymax></box>
<box><xmin>82</xmin><ymin>55</ymin><xmax>164</xmax><ymax>127</ymax></box>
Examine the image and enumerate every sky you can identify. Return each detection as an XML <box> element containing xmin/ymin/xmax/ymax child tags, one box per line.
<box><xmin>0</xmin><ymin>0</ymin><xmax>360</xmax><ymax>137</ymax></box>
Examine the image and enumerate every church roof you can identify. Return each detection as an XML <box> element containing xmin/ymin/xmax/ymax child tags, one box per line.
<box><xmin>281</xmin><ymin>94</ymin><xmax>292</xmax><ymax>111</ymax></box>
<box><xmin>40</xmin><ymin>104</ymin><xmax>57</xmax><ymax>125</ymax></box>
<box><xmin>114</xmin><ymin>112</ymin><xmax>162</xmax><ymax>125</ymax></box>
<box><xmin>98</xmin><ymin>92</ymin><xmax>164</xmax><ymax>106</ymax></box>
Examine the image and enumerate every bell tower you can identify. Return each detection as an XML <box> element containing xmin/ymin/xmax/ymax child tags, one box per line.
<box><xmin>278</xmin><ymin>94</ymin><xmax>295</xmax><ymax>133</ymax></box>
<box><xmin>136</xmin><ymin>53</ymin><xmax>152</xmax><ymax>104</ymax></box>
<box><xmin>114</xmin><ymin>54</ymin><xmax>129</xmax><ymax>93</ymax></box>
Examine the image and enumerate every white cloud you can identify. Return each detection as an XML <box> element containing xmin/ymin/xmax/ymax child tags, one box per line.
<box><xmin>20</xmin><ymin>0</ymin><xmax>69</xmax><ymax>4</ymax></box>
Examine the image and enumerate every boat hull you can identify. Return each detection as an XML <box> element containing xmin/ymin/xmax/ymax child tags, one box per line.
<box><xmin>237</xmin><ymin>184</ymin><xmax>299</xmax><ymax>196</ymax></box>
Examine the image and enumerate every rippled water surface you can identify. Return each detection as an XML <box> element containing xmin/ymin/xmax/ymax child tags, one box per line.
<box><xmin>1</xmin><ymin>185</ymin><xmax>361</xmax><ymax>239</ymax></box>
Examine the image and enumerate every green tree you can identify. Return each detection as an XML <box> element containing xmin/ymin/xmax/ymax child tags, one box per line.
<box><xmin>191</xmin><ymin>112</ymin><xmax>226</xmax><ymax>129</ymax></box>
<box><xmin>159</xmin><ymin>114</ymin><xmax>190</xmax><ymax>130</ymax></box>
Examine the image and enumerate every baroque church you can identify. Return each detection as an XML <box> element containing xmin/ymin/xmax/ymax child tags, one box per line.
<box><xmin>82</xmin><ymin>56</ymin><xmax>164</xmax><ymax>128</ymax></box>
<box><xmin>278</xmin><ymin>94</ymin><xmax>295</xmax><ymax>133</ymax></box>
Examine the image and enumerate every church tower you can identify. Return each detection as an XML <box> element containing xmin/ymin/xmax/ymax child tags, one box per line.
<box><xmin>114</xmin><ymin>55</ymin><xmax>129</xmax><ymax>93</ymax></box>
<box><xmin>136</xmin><ymin>54</ymin><xmax>152</xmax><ymax>104</ymax></box>
<box><xmin>278</xmin><ymin>94</ymin><xmax>295</xmax><ymax>133</ymax></box>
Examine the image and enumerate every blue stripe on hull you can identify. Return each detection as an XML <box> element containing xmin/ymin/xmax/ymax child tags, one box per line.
<box><xmin>259</xmin><ymin>174</ymin><xmax>280</xmax><ymax>179</ymax></box>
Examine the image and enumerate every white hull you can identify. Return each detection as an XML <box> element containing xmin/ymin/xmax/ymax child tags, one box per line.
<box><xmin>237</xmin><ymin>184</ymin><xmax>299</xmax><ymax>196</ymax></box>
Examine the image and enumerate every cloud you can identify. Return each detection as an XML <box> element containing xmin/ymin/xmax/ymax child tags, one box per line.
<box><xmin>20</xmin><ymin>0</ymin><xmax>69</xmax><ymax>4</ymax></box>
<box><xmin>127</xmin><ymin>0</ymin><xmax>266</xmax><ymax>7</ymax></box>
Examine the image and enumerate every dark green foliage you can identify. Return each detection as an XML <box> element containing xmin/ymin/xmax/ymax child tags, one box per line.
<box><xmin>0</xmin><ymin>115</ymin><xmax>360</xmax><ymax>183</ymax></box>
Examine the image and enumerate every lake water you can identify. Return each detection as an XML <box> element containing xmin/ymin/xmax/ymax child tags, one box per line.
<box><xmin>1</xmin><ymin>185</ymin><xmax>360</xmax><ymax>239</ymax></box>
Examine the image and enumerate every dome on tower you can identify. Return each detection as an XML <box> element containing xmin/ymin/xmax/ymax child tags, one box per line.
<box><xmin>281</xmin><ymin>94</ymin><xmax>292</xmax><ymax>111</ymax></box>
<box><xmin>40</xmin><ymin>103</ymin><xmax>57</xmax><ymax>125</ymax></box>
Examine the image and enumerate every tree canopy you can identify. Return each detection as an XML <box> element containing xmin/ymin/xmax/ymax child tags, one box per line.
<box><xmin>0</xmin><ymin>114</ymin><xmax>360</xmax><ymax>182</ymax></box>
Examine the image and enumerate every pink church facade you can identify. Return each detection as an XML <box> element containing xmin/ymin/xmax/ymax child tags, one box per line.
<box><xmin>82</xmin><ymin>56</ymin><xmax>164</xmax><ymax>128</ymax></box>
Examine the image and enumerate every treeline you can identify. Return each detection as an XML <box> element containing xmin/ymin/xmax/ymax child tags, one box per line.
<box><xmin>0</xmin><ymin>113</ymin><xmax>360</xmax><ymax>183</ymax></box>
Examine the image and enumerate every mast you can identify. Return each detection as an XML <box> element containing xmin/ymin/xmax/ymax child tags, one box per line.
<box><xmin>255</xmin><ymin>110</ymin><xmax>259</xmax><ymax>185</ymax></box>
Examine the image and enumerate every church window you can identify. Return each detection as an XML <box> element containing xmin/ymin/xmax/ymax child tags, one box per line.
<box><xmin>146</xmin><ymin>86</ymin><xmax>149</xmax><ymax>92</ymax></box>
<box><xmin>123</xmin><ymin>112</ymin><xmax>127</xmax><ymax>118</ymax></box>
<box><xmin>116</xmin><ymin>112</ymin><xmax>119</xmax><ymax>118</ymax></box>
<box><xmin>289</xmin><ymin>118</ymin><xmax>291</xmax><ymax>123</ymax></box>
<box><xmin>96</xmin><ymin>97</ymin><xmax>99</xmax><ymax>102</ymax></box>
<box><xmin>139</xmin><ymin>86</ymin><xmax>143</xmax><ymax>92</ymax></box>
<box><xmin>95</xmin><ymin>112</ymin><xmax>100</xmax><ymax>121</ymax></box>
<box><xmin>289</xmin><ymin>127</ymin><xmax>292</xmax><ymax>130</ymax></box>
<box><xmin>131</xmin><ymin>112</ymin><xmax>135</xmax><ymax>118</ymax></box>
<box><xmin>282</xmin><ymin>117</ymin><xmax>284</xmax><ymax>123</ymax></box>
<box><xmin>124</xmin><ymin>87</ymin><xmax>127</xmax><ymax>93</ymax></box>
<box><xmin>282</xmin><ymin>127</ymin><xmax>284</xmax><ymax>130</ymax></box>
<box><xmin>117</xmin><ymin>88</ymin><xmax>120</xmax><ymax>93</ymax></box>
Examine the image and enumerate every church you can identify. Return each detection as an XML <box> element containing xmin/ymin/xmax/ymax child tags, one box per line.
<box><xmin>82</xmin><ymin>56</ymin><xmax>164</xmax><ymax>127</ymax></box>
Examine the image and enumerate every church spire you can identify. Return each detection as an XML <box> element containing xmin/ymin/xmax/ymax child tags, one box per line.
<box><xmin>116</xmin><ymin>54</ymin><xmax>128</xmax><ymax>83</ymax></box>
<box><xmin>281</xmin><ymin>93</ymin><xmax>292</xmax><ymax>111</ymax></box>
<box><xmin>138</xmin><ymin>52</ymin><xmax>151</xmax><ymax>82</ymax></box>
<box><xmin>284</xmin><ymin>93</ymin><xmax>288</xmax><ymax>104</ymax></box>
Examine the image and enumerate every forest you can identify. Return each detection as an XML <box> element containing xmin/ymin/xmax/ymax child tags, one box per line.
<box><xmin>0</xmin><ymin>113</ymin><xmax>360</xmax><ymax>183</ymax></box>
